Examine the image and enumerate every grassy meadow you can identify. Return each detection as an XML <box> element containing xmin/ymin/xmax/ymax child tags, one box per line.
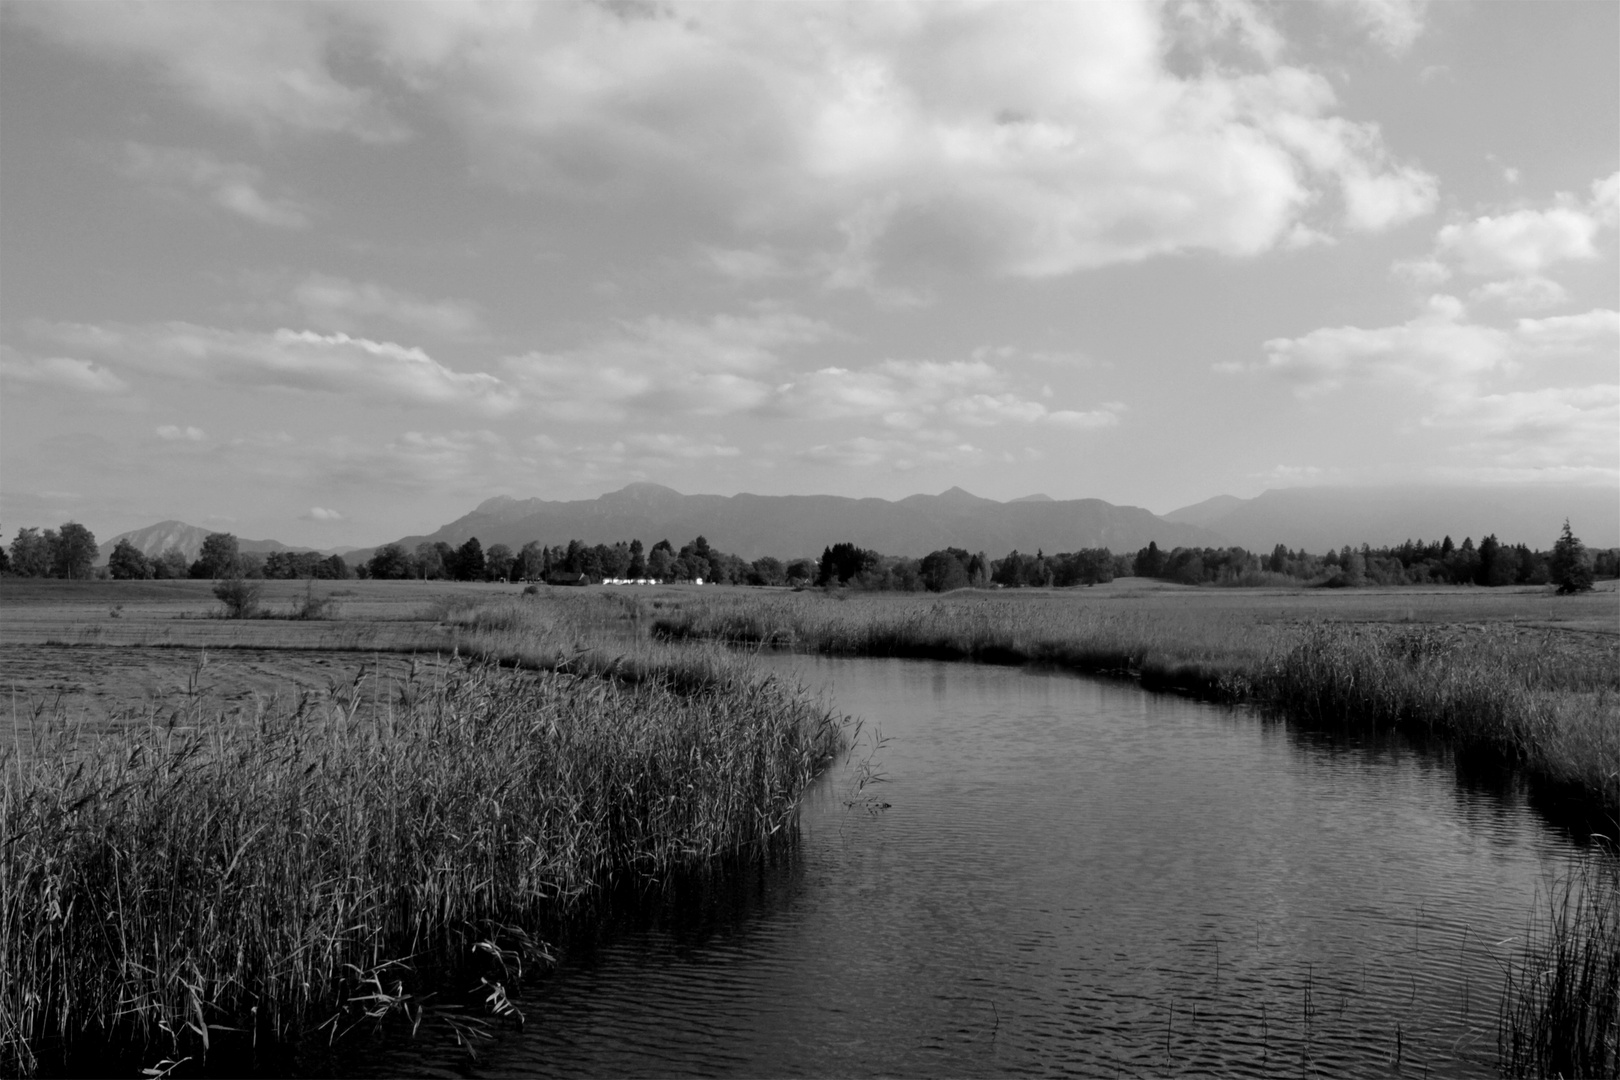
<box><xmin>3</xmin><ymin>575</ymin><xmax>1617</xmax><ymax>1074</ymax></box>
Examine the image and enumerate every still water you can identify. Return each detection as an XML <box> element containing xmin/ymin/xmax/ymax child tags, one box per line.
<box><xmin>347</xmin><ymin>656</ymin><xmax>1581</xmax><ymax>1077</ymax></box>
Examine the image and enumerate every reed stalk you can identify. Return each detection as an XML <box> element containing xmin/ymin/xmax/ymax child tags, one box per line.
<box><xmin>0</xmin><ymin>656</ymin><xmax>842</xmax><ymax>1074</ymax></box>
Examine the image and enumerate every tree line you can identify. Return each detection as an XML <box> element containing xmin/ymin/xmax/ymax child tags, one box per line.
<box><xmin>1127</xmin><ymin>520</ymin><xmax>1608</xmax><ymax>593</ymax></box>
<box><xmin>5</xmin><ymin>519</ymin><xmax>1609</xmax><ymax>596</ymax></box>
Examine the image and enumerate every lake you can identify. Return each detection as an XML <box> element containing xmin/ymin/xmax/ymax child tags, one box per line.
<box><xmin>341</xmin><ymin>655</ymin><xmax>1582</xmax><ymax>1077</ymax></box>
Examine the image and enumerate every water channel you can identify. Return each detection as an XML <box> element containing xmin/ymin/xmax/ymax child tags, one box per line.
<box><xmin>343</xmin><ymin>655</ymin><xmax>1584</xmax><ymax>1077</ymax></box>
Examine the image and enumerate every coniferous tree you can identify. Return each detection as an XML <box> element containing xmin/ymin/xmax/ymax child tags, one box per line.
<box><xmin>1549</xmin><ymin>520</ymin><xmax>1594</xmax><ymax>594</ymax></box>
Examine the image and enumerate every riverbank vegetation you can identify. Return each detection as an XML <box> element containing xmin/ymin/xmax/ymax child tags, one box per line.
<box><xmin>0</xmin><ymin>634</ymin><xmax>842</xmax><ymax>1075</ymax></box>
<box><xmin>644</xmin><ymin>584</ymin><xmax>1620</xmax><ymax>821</ymax></box>
<box><xmin>1500</xmin><ymin>849</ymin><xmax>1620</xmax><ymax>1078</ymax></box>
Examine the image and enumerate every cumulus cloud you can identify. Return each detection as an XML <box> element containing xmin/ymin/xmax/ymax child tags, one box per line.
<box><xmin>1469</xmin><ymin>276</ymin><xmax>1569</xmax><ymax>312</ymax></box>
<box><xmin>1335</xmin><ymin>0</ymin><xmax>1430</xmax><ymax>55</ymax></box>
<box><xmin>1435</xmin><ymin>205</ymin><xmax>1601</xmax><ymax>276</ymax></box>
<box><xmin>292</xmin><ymin>274</ymin><xmax>484</xmax><ymax>338</ymax></box>
<box><xmin>1391</xmin><ymin>174</ymin><xmax>1617</xmax><ymax>304</ymax></box>
<box><xmin>771</xmin><ymin>358</ymin><xmax>1119</xmax><ymax>432</ymax></box>
<box><xmin>119</xmin><ymin>143</ymin><xmax>313</xmax><ymax>229</ymax></box>
<box><xmin>505</xmin><ymin>309</ymin><xmax>833</xmax><ymax>422</ymax></box>
<box><xmin>1246</xmin><ymin>299</ymin><xmax>1617</xmax><ymax>398</ymax></box>
<box><xmin>155</xmin><ymin>425</ymin><xmax>206</xmax><ymax>441</ymax></box>
<box><xmin>22</xmin><ymin>3</ymin><xmax>1436</xmax><ymax>277</ymax></box>
<box><xmin>1246</xmin><ymin>295</ymin><xmax>1513</xmax><ymax>397</ymax></box>
<box><xmin>1</xmin><ymin>351</ymin><xmax>130</xmax><ymax>395</ymax></box>
<box><xmin>35</xmin><ymin>321</ymin><xmax>520</xmax><ymax>414</ymax></box>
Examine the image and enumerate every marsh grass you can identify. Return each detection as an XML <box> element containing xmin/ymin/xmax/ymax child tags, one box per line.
<box><xmin>645</xmin><ymin>589</ymin><xmax>1620</xmax><ymax>818</ymax></box>
<box><xmin>0</xmin><ymin>651</ymin><xmax>842</xmax><ymax>1074</ymax></box>
<box><xmin>1499</xmin><ymin>849</ymin><xmax>1620</xmax><ymax>1078</ymax></box>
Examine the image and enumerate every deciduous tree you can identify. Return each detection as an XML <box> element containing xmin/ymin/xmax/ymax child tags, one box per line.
<box><xmin>108</xmin><ymin>539</ymin><xmax>152</xmax><ymax>580</ymax></box>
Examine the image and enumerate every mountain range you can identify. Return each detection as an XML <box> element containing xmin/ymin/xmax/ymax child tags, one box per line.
<box><xmin>370</xmin><ymin>484</ymin><xmax>1231</xmax><ymax>563</ymax></box>
<box><xmin>1164</xmin><ymin>485</ymin><xmax>1618</xmax><ymax>553</ymax></box>
<box><xmin>96</xmin><ymin>484</ymin><xmax>1619</xmax><ymax>567</ymax></box>
<box><xmin>93</xmin><ymin>520</ymin><xmax>334</xmax><ymax>566</ymax></box>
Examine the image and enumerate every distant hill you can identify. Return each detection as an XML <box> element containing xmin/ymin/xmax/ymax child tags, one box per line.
<box><xmin>1164</xmin><ymin>485</ymin><xmax>1620</xmax><ymax>553</ymax></box>
<box><xmin>360</xmin><ymin>483</ymin><xmax>1232</xmax><ymax>563</ymax></box>
<box><xmin>95</xmin><ymin>520</ymin><xmax>318</xmax><ymax>566</ymax></box>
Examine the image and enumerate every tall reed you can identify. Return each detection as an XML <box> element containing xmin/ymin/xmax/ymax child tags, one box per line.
<box><xmin>1499</xmin><ymin>849</ymin><xmax>1620</xmax><ymax>1078</ymax></box>
<box><xmin>0</xmin><ymin>657</ymin><xmax>842</xmax><ymax>1074</ymax></box>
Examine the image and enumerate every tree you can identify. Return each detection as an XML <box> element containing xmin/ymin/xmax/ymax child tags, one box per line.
<box><xmin>515</xmin><ymin>540</ymin><xmax>544</xmax><ymax>581</ymax></box>
<box><xmin>919</xmin><ymin>548</ymin><xmax>971</xmax><ymax>592</ymax></box>
<box><xmin>195</xmin><ymin>532</ymin><xmax>240</xmax><ymax>579</ymax></box>
<box><xmin>108</xmin><ymin>539</ymin><xmax>152</xmax><ymax>580</ymax></box>
<box><xmin>646</xmin><ymin>546</ymin><xmax>674</xmax><ymax>582</ymax></box>
<box><xmin>627</xmin><ymin>539</ymin><xmax>646</xmax><ymax>579</ymax></box>
<box><xmin>9</xmin><ymin>527</ymin><xmax>51</xmax><ymax>577</ymax></box>
<box><xmin>415</xmin><ymin>542</ymin><xmax>445</xmax><ymax>580</ymax></box>
<box><xmin>1550</xmin><ymin>520</ymin><xmax>1594</xmax><ymax>595</ymax></box>
<box><xmin>50</xmin><ymin>522</ymin><xmax>97</xmax><ymax>579</ymax></box>
<box><xmin>367</xmin><ymin>543</ymin><xmax>412</xmax><ymax>580</ymax></box>
<box><xmin>152</xmin><ymin>546</ymin><xmax>190</xmax><ymax>580</ymax></box>
<box><xmin>456</xmin><ymin>537</ymin><xmax>485</xmax><ymax>581</ymax></box>
<box><xmin>485</xmin><ymin>543</ymin><xmax>515</xmax><ymax>581</ymax></box>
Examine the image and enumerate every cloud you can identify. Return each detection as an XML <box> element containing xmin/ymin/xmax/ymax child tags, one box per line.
<box><xmin>1335</xmin><ymin>0</ymin><xmax>1429</xmax><ymax>55</ymax></box>
<box><xmin>1</xmin><ymin>351</ymin><xmax>130</xmax><ymax>395</ymax></box>
<box><xmin>1435</xmin><ymin>205</ymin><xmax>1601</xmax><ymax>277</ymax></box>
<box><xmin>1469</xmin><ymin>276</ymin><xmax>1569</xmax><ymax>312</ymax></box>
<box><xmin>16</xmin><ymin>4</ymin><xmax>406</xmax><ymax>141</ymax></box>
<box><xmin>119</xmin><ymin>143</ymin><xmax>312</xmax><ymax>229</ymax></box>
<box><xmin>1246</xmin><ymin>298</ymin><xmax>1617</xmax><ymax>398</ymax></box>
<box><xmin>292</xmin><ymin>274</ymin><xmax>484</xmax><ymax>338</ymax></box>
<box><xmin>25</xmin><ymin>3</ymin><xmax>1436</xmax><ymax>277</ymax></box>
<box><xmin>1424</xmin><ymin>384</ymin><xmax>1619</xmax><ymax>482</ymax></box>
<box><xmin>799</xmin><ymin>435</ymin><xmax>984</xmax><ymax>472</ymax></box>
<box><xmin>35</xmin><ymin>321</ymin><xmax>520</xmax><ymax>414</ymax></box>
<box><xmin>1250</xmin><ymin>295</ymin><xmax>1511</xmax><ymax>396</ymax></box>
<box><xmin>155</xmin><ymin>425</ymin><xmax>206</xmax><ymax>441</ymax></box>
<box><xmin>505</xmin><ymin>309</ymin><xmax>832</xmax><ymax>422</ymax></box>
<box><xmin>302</xmin><ymin>507</ymin><xmax>345</xmax><ymax>521</ymax></box>
<box><xmin>771</xmin><ymin>357</ymin><xmax>1119</xmax><ymax>432</ymax></box>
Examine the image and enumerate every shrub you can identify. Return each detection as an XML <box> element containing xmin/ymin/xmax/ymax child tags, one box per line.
<box><xmin>212</xmin><ymin>577</ymin><xmax>263</xmax><ymax>618</ymax></box>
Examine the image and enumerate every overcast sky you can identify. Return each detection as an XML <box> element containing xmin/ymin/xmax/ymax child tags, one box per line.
<box><xmin>2</xmin><ymin>1</ymin><xmax>1615</xmax><ymax>547</ymax></box>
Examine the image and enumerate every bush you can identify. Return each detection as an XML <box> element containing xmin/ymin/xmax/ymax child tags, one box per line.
<box><xmin>213</xmin><ymin>577</ymin><xmax>263</xmax><ymax>618</ymax></box>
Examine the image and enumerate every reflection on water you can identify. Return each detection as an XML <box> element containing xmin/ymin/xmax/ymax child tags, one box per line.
<box><xmin>339</xmin><ymin>657</ymin><xmax>1579</xmax><ymax>1078</ymax></box>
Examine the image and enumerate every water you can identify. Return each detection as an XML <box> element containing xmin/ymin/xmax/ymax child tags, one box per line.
<box><xmin>341</xmin><ymin>657</ymin><xmax>1583</xmax><ymax>1077</ymax></box>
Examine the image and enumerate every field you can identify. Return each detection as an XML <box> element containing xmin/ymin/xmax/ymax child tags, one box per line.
<box><xmin>2</xmin><ymin>575</ymin><xmax>1617</xmax><ymax>1074</ymax></box>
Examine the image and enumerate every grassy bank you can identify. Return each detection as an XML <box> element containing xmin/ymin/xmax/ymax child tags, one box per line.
<box><xmin>1</xmin><ymin>652</ymin><xmax>842</xmax><ymax>1075</ymax></box>
<box><xmin>642</xmin><ymin>584</ymin><xmax>1620</xmax><ymax>819</ymax></box>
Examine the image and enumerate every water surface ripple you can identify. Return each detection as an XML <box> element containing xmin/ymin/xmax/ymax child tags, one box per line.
<box><xmin>345</xmin><ymin>656</ymin><xmax>1578</xmax><ymax>1078</ymax></box>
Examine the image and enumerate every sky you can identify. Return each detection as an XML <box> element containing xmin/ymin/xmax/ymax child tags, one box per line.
<box><xmin>1</xmin><ymin>0</ymin><xmax>1615</xmax><ymax>549</ymax></box>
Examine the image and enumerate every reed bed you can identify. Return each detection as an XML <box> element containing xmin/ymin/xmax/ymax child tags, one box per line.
<box><xmin>0</xmin><ymin>653</ymin><xmax>842</xmax><ymax>1075</ymax></box>
<box><xmin>1499</xmin><ymin>849</ymin><xmax>1620</xmax><ymax>1078</ymax></box>
<box><xmin>645</xmin><ymin>590</ymin><xmax>1620</xmax><ymax>818</ymax></box>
